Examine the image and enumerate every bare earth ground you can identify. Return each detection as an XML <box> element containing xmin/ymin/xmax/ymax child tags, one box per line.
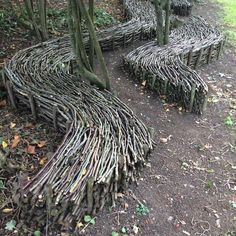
<box><xmin>0</xmin><ymin>0</ymin><xmax>236</xmax><ymax>235</ymax></box>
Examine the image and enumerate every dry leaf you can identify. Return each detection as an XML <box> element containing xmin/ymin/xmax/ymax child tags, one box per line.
<box><xmin>25</xmin><ymin>122</ymin><xmax>34</xmax><ymax>128</ymax></box>
<box><xmin>0</xmin><ymin>100</ymin><xmax>6</xmax><ymax>107</ymax></box>
<box><xmin>12</xmin><ymin>135</ymin><xmax>21</xmax><ymax>148</ymax></box>
<box><xmin>2</xmin><ymin>208</ymin><xmax>13</xmax><ymax>213</ymax></box>
<box><xmin>76</xmin><ymin>222</ymin><xmax>84</xmax><ymax>228</ymax></box>
<box><xmin>2</xmin><ymin>141</ymin><xmax>8</xmax><ymax>149</ymax></box>
<box><xmin>204</xmin><ymin>143</ymin><xmax>212</xmax><ymax>149</ymax></box>
<box><xmin>141</xmin><ymin>80</ymin><xmax>147</xmax><ymax>86</ymax></box>
<box><xmin>82</xmin><ymin>169</ymin><xmax>87</xmax><ymax>176</ymax></box>
<box><xmin>160</xmin><ymin>135</ymin><xmax>172</xmax><ymax>143</ymax></box>
<box><xmin>117</xmin><ymin>192</ymin><xmax>124</xmax><ymax>198</ymax></box>
<box><xmin>10</xmin><ymin>122</ymin><xmax>16</xmax><ymax>129</ymax></box>
<box><xmin>26</xmin><ymin>145</ymin><xmax>36</xmax><ymax>154</ymax></box>
<box><xmin>133</xmin><ymin>225</ymin><xmax>139</xmax><ymax>234</ymax></box>
<box><xmin>39</xmin><ymin>157</ymin><xmax>47</xmax><ymax>166</ymax></box>
<box><xmin>160</xmin><ymin>138</ymin><xmax>168</xmax><ymax>143</ymax></box>
<box><xmin>124</xmin><ymin>202</ymin><xmax>129</xmax><ymax>210</ymax></box>
<box><xmin>37</xmin><ymin>141</ymin><xmax>47</xmax><ymax>148</ymax></box>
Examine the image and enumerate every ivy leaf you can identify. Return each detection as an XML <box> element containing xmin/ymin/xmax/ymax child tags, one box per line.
<box><xmin>111</xmin><ymin>231</ymin><xmax>119</xmax><ymax>236</ymax></box>
<box><xmin>90</xmin><ymin>218</ymin><xmax>96</xmax><ymax>225</ymax></box>
<box><xmin>121</xmin><ymin>227</ymin><xmax>127</xmax><ymax>233</ymax></box>
<box><xmin>84</xmin><ymin>215</ymin><xmax>96</xmax><ymax>225</ymax></box>
<box><xmin>5</xmin><ymin>219</ymin><xmax>16</xmax><ymax>231</ymax></box>
<box><xmin>84</xmin><ymin>215</ymin><xmax>92</xmax><ymax>223</ymax></box>
<box><xmin>34</xmin><ymin>230</ymin><xmax>41</xmax><ymax>236</ymax></box>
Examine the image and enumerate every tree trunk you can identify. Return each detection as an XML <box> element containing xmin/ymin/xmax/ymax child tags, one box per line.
<box><xmin>24</xmin><ymin>0</ymin><xmax>42</xmax><ymax>40</ymax></box>
<box><xmin>164</xmin><ymin>0</ymin><xmax>171</xmax><ymax>45</ymax></box>
<box><xmin>154</xmin><ymin>0</ymin><xmax>164</xmax><ymax>46</ymax></box>
<box><xmin>38</xmin><ymin>0</ymin><xmax>48</xmax><ymax>40</ymax></box>
<box><xmin>77</xmin><ymin>0</ymin><xmax>111</xmax><ymax>91</ymax></box>
<box><xmin>89</xmin><ymin>0</ymin><xmax>95</xmax><ymax>70</ymax></box>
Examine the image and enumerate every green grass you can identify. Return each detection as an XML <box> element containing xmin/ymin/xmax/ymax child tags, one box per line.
<box><xmin>216</xmin><ymin>0</ymin><xmax>236</xmax><ymax>46</ymax></box>
<box><xmin>217</xmin><ymin>0</ymin><xmax>236</xmax><ymax>26</ymax></box>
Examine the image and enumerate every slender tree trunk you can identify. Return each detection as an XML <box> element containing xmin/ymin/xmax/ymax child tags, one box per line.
<box><xmin>89</xmin><ymin>0</ymin><xmax>95</xmax><ymax>69</ymax></box>
<box><xmin>71</xmin><ymin>0</ymin><xmax>91</xmax><ymax>71</ymax></box>
<box><xmin>154</xmin><ymin>0</ymin><xmax>164</xmax><ymax>46</ymax></box>
<box><xmin>38</xmin><ymin>0</ymin><xmax>48</xmax><ymax>40</ymax></box>
<box><xmin>24</xmin><ymin>0</ymin><xmax>42</xmax><ymax>40</ymax></box>
<box><xmin>164</xmin><ymin>0</ymin><xmax>170</xmax><ymax>45</ymax></box>
<box><xmin>77</xmin><ymin>0</ymin><xmax>111</xmax><ymax>90</ymax></box>
<box><xmin>68</xmin><ymin>0</ymin><xmax>106</xmax><ymax>89</ymax></box>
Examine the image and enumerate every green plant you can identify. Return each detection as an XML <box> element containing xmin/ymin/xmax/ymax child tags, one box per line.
<box><xmin>0</xmin><ymin>180</ymin><xmax>6</xmax><ymax>190</ymax></box>
<box><xmin>205</xmin><ymin>180</ymin><xmax>214</xmax><ymax>189</ymax></box>
<box><xmin>47</xmin><ymin>8</ymin><xmax>68</xmax><ymax>32</ymax></box>
<box><xmin>136</xmin><ymin>203</ymin><xmax>149</xmax><ymax>216</ymax></box>
<box><xmin>5</xmin><ymin>219</ymin><xmax>16</xmax><ymax>231</ymax></box>
<box><xmin>0</xmin><ymin>10</ymin><xmax>17</xmax><ymax>33</ymax></box>
<box><xmin>94</xmin><ymin>8</ymin><xmax>117</xmax><ymax>28</ymax></box>
<box><xmin>224</xmin><ymin>116</ymin><xmax>235</xmax><ymax>126</ymax></box>
<box><xmin>83</xmin><ymin>215</ymin><xmax>96</xmax><ymax>225</ymax></box>
<box><xmin>111</xmin><ymin>232</ymin><xmax>119</xmax><ymax>236</ymax></box>
<box><xmin>34</xmin><ymin>230</ymin><xmax>41</xmax><ymax>236</ymax></box>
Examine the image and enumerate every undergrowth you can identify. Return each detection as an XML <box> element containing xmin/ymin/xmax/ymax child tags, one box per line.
<box><xmin>216</xmin><ymin>0</ymin><xmax>236</xmax><ymax>47</ymax></box>
<box><xmin>0</xmin><ymin>6</ymin><xmax>117</xmax><ymax>35</ymax></box>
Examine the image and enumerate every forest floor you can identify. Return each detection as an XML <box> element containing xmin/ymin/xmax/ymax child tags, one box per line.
<box><xmin>0</xmin><ymin>0</ymin><xmax>236</xmax><ymax>236</ymax></box>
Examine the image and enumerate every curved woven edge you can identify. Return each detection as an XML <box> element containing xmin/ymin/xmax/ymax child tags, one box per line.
<box><xmin>124</xmin><ymin>16</ymin><xmax>225</xmax><ymax>113</ymax></box>
<box><xmin>3</xmin><ymin>0</ymin><xmax>224</xmax><ymax>228</ymax></box>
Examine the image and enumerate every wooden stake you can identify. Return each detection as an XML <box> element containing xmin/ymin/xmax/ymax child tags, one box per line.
<box><xmin>195</xmin><ymin>48</ymin><xmax>203</xmax><ymax>69</ymax></box>
<box><xmin>189</xmin><ymin>84</ymin><xmax>196</xmax><ymax>112</ymax></box>
<box><xmin>187</xmin><ymin>49</ymin><xmax>193</xmax><ymax>66</ymax></box>
<box><xmin>207</xmin><ymin>44</ymin><xmax>214</xmax><ymax>64</ymax></box>
<box><xmin>28</xmin><ymin>93</ymin><xmax>37</xmax><ymax>119</ymax></box>
<box><xmin>6</xmin><ymin>81</ymin><xmax>17</xmax><ymax>109</ymax></box>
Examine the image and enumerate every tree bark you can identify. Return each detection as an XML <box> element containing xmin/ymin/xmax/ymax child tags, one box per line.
<box><xmin>164</xmin><ymin>0</ymin><xmax>171</xmax><ymax>45</ymax></box>
<box><xmin>89</xmin><ymin>0</ymin><xmax>95</xmax><ymax>70</ymax></box>
<box><xmin>77</xmin><ymin>0</ymin><xmax>111</xmax><ymax>91</ymax></box>
<box><xmin>38</xmin><ymin>0</ymin><xmax>48</xmax><ymax>40</ymax></box>
<box><xmin>154</xmin><ymin>0</ymin><xmax>164</xmax><ymax>46</ymax></box>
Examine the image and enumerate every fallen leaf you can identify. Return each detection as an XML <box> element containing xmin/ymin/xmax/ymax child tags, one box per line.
<box><xmin>39</xmin><ymin>157</ymin><xmax>47</xmax><ymax>166</ymax></box>
<box><xmin>117</xmin><ymin>192</ymin><xmax>124</xmax><ymax>198</ymax></box>
<box><xmin>160</xmin><ymin>135</ymin><xmax>172</xmax><ymax>143</ymax></box>
<box><xmin>12</xmin><ymin>135</ymin><xmax>21</xmax><ymax>148</ymax></box>
<box><xmin>133</xmin><ymin>225</ymin><xmax>139</xmax><ymax>234</ymax></box>
<box><xmin>25</xmin><ymin>122</ymin><xmax>34</xmax><ymax>128</ymax></box>
<box><xmin>10</xmin><ymin>122</ymin><xmax>16</xmax><ymax>129</ymax></box>
<box><xmin>82</xmin><ymin>169</ymin><xmax>87</xmax><ymax>176</ymax></box>
<box><xmin>124</xmin><ymin>202</ymin><xmax>129</xmax><ymax>210</ymax></box>
<box><xmin>204</xmin><ymin>143</ymin><xmax>212</xmax><ymax>149</ymax></box>
<box><xmin>160</xmin><ymin>138</ymin><xmax>168</xmax><ymax>143</ymax></box>
<box><xmin>76</xmin><ymin>222</ymin><xmax>84</xmax><ymax>228</ymax></box>
<box><xmin>0</xmin><ymin>99</ymin><xmax>6</xmax><ymax>107</ymax></box>
<box><xmin>37</xmin><ymin>141</ymin><xmax>47</xmax><ymax>148</ymax></box>
<box><xmin>2</xmin><ymin>208</ymin><xmax>13</xmax><ymax>213</ymax></box>
<box><xmin>141</xmin><ymin>80</ymin><xmax>147</xmax><ymax>86</ymax></box>
<box><xmin>5</xmin><ymin>219</ymin><xmax>16</xmax><ymax>231</ymax></box>
<box><xmin>26</xmin><ymin>145</ymin><xmax>36</xmax><ymax>154</ymax></box>
<box><xmin>2</xmin><ymin>141</ymin><xmax>8</xmax><ymax>149</ymax></box>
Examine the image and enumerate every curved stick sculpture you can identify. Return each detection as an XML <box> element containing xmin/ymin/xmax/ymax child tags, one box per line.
<box><xmin>4</xmin><ymin>0</ymin><xmax>223</xmax><ymax>227</ymax></box>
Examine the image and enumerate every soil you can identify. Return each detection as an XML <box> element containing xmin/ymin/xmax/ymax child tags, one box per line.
<box><xmin>0</xmin><ymin>0</ymin><xmax>236</xmax><ymax>236</ymax></box>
